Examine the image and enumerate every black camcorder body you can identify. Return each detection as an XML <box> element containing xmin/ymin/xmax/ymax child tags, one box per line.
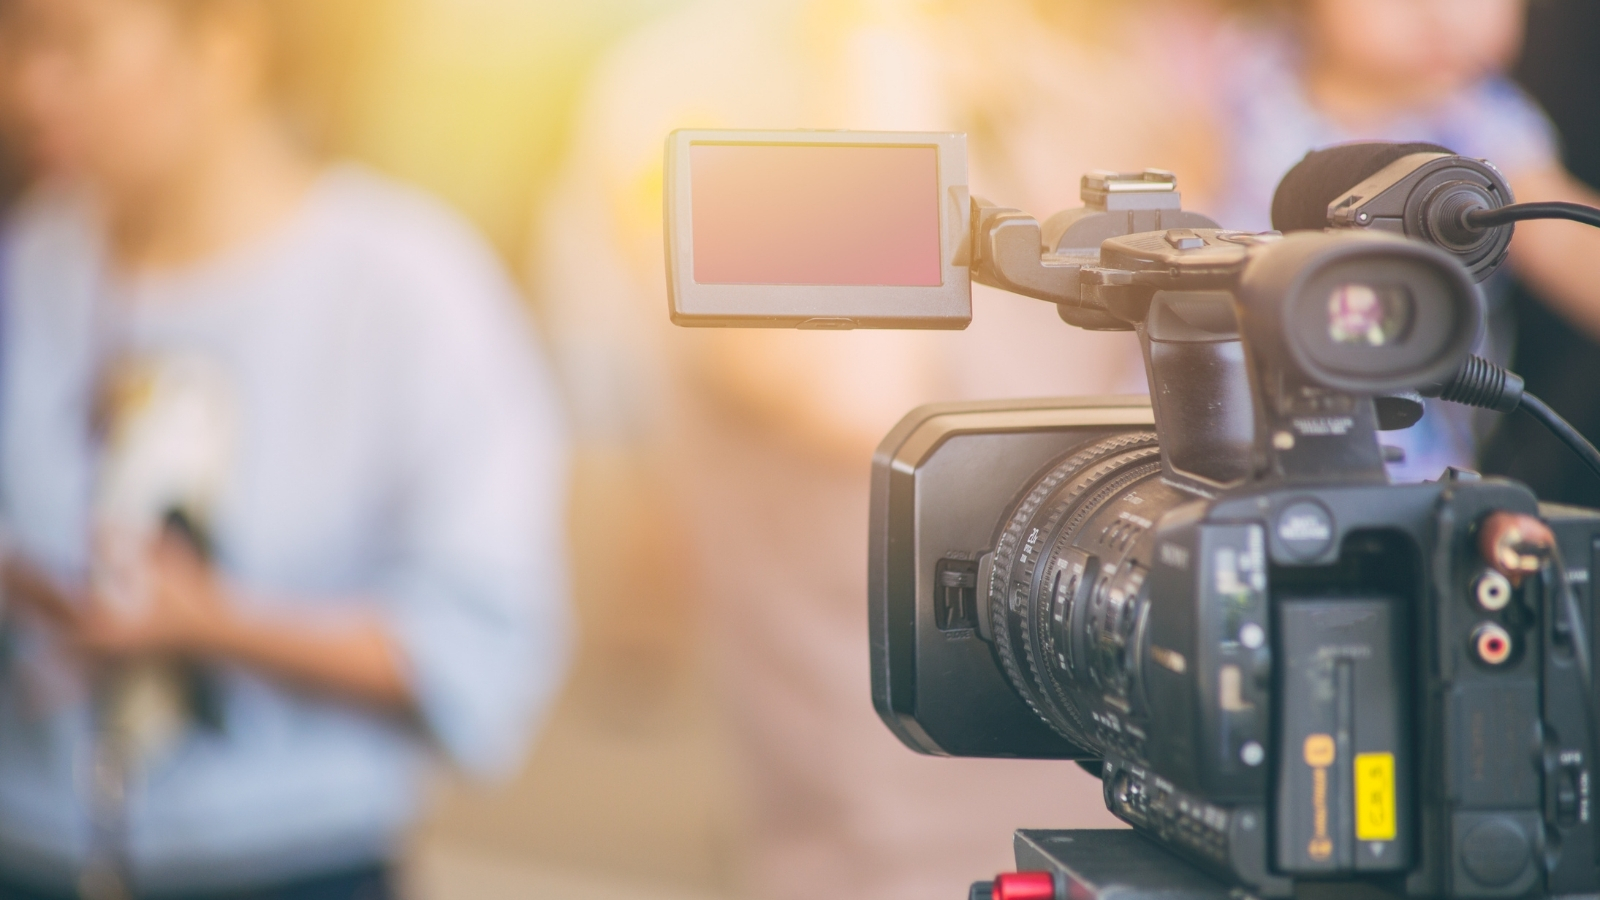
<box><xmin>873</xmin><ymin>395</ymin><xmax>1600</xmax><ymax>898</ymax></box>
<box><xmin>664</xmin><ymin>131</ymin><xmax>1600</xmax><ymax>899</ymax></box>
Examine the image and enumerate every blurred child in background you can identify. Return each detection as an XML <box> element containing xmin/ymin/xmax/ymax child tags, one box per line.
<box><xmin>0</xmin><ymin>0</ymin><xmax>570</xmax><ymax>897</ymax></box>
<box><xmin>0</xmin><ymin>133</ymin><xmax>21</xmax><ymax>211</ymax></box>
<box><xmin>1482</xmin><ymin>0</ymin><xmax>1600</xmax><ymax>506</ymax></box>
<box><xmin>1187</xmin><ymin>0</ymin><xmax>1600</xmax><ymax>482</ymax></box>
<box><xmin>535</xmin><ymin>1</ymin><xmax>1211</xmax><ymax>897</ymax></box>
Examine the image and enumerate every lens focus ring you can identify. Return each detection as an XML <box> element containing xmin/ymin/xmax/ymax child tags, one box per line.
<box><xmin>986</xmin><ymin>432</ymin><xmax>1160</xmax><ymax>748</ymax></box>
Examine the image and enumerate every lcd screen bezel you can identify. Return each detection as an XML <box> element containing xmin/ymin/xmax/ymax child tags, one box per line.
<box><xmin>665</xmin><ymin>129</ymin><xmax>972</xmax><ymax>329</ymax></box>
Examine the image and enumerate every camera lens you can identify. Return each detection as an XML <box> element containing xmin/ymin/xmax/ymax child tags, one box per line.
<box><xmin>985</xmin><ymin>432</ymin><xmax>1184</xmax><ymax>755</ymax></box>
<box><xmin>1326</xmin><ymin>284</ymin><xmax>1413</xmax><ymax>347</ymax></box>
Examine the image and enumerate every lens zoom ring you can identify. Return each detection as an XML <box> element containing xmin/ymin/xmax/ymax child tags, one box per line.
<box><xmin>1023</xmin><ymin>457</ymin><xmax>1162</xmax><ymax>730</ymax></box>
<box><xmin>987</xmin><ymin>432</ymin><xmax>1158</xmax><ymax>746</ymax></box>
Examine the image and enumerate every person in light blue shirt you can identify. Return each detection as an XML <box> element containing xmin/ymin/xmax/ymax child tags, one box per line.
<box><xmin>0</xmin><ymin>0</ymin><xmax>570</xmax><ymax>897</ymax></box>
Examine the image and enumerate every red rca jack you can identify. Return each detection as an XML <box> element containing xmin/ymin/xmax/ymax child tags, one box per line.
<box><xmin>1473</xmin><ymin>569</ymin><xmax>1513</xmax><ymax>611</ymax></box>
<box><xmin>1474</xmin><ymin>622</ymin><xmax>1514</xmax><ymax>666</ymax></box>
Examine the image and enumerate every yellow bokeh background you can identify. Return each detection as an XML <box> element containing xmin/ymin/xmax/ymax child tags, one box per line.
<box><xmin>340</xmin><ymin>3</ymin><xmax>736</xmax><ymax>898</ymax></box>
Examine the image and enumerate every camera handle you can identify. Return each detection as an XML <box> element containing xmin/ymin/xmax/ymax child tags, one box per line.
<box><xmin>968</xmin><ymin>173</ymin><xmax>1262</xmax><ymax>488</ymax></box>
<box><xmin>970</xmin><ymin>202</ymin><xmax>1397</xmax><ymax>489</ymax></box>
<box><xmin>968</xmin><ymin>170</ymin><xmax>1220</xmax><ymax>331</ymax></box>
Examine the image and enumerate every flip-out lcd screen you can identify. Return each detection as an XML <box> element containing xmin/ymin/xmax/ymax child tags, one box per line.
<box><xmin>690</xmin><ymin>144</ymin><xmax>942</xmax><ymax>287</ymax></box>
<box><xmin>665</xmin><ymin>130</ymin><xmax>970</xmax><ymax>328</ymax></box>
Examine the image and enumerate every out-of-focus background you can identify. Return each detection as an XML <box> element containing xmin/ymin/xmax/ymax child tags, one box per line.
<box><xmin>3</xmin><ymin>1</ymin><xmax>1599</xmax><ymax>899</ymax></box>
<box><xmin>337</xmin><ymin>0</ymin><xmax>674</xmax><ymax>258</ymax></box>
<box><xmin>342</xmin><ymin>7</ymin><xmax>739</xmax><ymax>898</ymax></box>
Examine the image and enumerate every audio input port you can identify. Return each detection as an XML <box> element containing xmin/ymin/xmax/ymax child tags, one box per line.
<box><xmin>1474</xmin><ymin>623</ymin><xmax>1513</xmax><ymax>666</ymax></box>
<box><xmin>1473</xmin><ymin>570</ymin><xmax>1513</xmax><ymax>611</ymax></box>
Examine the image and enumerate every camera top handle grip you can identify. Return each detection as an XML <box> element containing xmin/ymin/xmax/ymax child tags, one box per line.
<box><xmin>968</xmin><ymin>170</ymin><xmax>1221</xmax><ymax>331</ymax></box>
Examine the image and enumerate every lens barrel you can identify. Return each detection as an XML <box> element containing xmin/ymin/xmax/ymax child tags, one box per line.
<box><xmin>985</xmin><ymin>432</ymin><xmax>1175</xmax><ymax>756</ymax></box>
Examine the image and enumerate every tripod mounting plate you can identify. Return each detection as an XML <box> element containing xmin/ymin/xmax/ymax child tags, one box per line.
<box><xmin>1013</xmin><ymin>830</ymin><xmax>1234</xmax><ymax>900</ymax></box>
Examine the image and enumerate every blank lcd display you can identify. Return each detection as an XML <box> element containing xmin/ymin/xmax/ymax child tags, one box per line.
<box><xmin>690</xmin><ymin>144</ymin><xmax>942</xmax><ymax>287</ymax></box>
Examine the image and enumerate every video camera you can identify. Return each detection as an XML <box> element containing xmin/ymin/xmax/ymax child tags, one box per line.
<box><xmin>664</xmin><ymin>130</ymin><xmax>1600</xmax><ymax>899</ymax></box>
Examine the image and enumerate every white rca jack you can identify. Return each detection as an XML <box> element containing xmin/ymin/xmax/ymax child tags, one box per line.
<box><xmin>1473</xmin><ymin>570</ymin><xmax>1513</xmax><ymax>611</ymax></box>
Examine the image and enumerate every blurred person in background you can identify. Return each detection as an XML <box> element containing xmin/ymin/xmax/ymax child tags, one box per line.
<box><xmin>1184</xmin><ymin>0</ymin><xmax>1600</xmax><ymax>483</ymax></box>
<box><xmin>0</xmin><ymin>51</ymin><xmax>23</xmax><ymax>221</ymax></box>
<box><xmin>0</xmin><ymin>0</ymin><xmax>569</xmax><ymax>897</ymax></box>
<box><xmin>1481</xmin><ymin>0</ymin><xmax>1600</xmax><ymax>506</ymax></box>
<box><xmin>535</xmin><ymin>1</ymin><xmax>1217</xmax><ymax>898</ymax></box>
<box><xmin>0</xmin><ymin>132</ymin><xmax>21</xmax><ymax>211</ymax></box>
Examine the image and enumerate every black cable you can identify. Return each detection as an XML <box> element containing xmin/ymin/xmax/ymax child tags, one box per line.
<box><xmin>1519</xmin><ymin>391</ymin><xmax>1600</xmax><ymax>483</ymax></box>
<box><xmin>1426</xmin><ymin>356</ymin><xmax>1600</xmax><ymax>483</ymax></box>
<box><xmin>1431</xmin><ymin>199</ymin><xmax>1600</xmax><ymax>480</ymax></box>
<box><xmin>1466</xmin><ymin>201</ymin><xmax>1600</xmax><ymax>230</ymax></box>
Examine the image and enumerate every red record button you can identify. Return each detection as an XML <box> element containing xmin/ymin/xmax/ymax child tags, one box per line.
<box><xmin>993</xmin><ymin>871</ymin><xmax>1057</xmax><ymax>900</ymax></box>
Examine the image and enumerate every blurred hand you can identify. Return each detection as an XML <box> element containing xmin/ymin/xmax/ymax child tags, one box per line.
<box><xmin>1</xmin><ymin>553</ymin><xmax>84</xmax><ymax>630</ymax></box>
<box><xmin>1</xmin><ymin>533</ymin><xmax>230</xmax><ymax>660</ymax></box>
<box><xmin>76</xmin><ymin>532</ymin><xmax>228</xmax><ymax>659</ymax></box>
<box><xmin>3</xmin><ymin>533</ymin><xmax>411</xmax><ymax>710</ymax></box>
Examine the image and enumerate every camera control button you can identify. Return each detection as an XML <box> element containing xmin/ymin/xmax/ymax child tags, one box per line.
<box><xmin>1163</xmin><ymin>229</ymin><xmax>1205</xmax><ymax>250</ymax></box>
<box><xmin>1460</xmin><ymin>818</ymin><xmax>1531</xmax><ymax>887</ymax></box>
<box><xmin>1557</xmin><ymin>767</ymin><xmax>1581</xmax><ymax>824</ymax></box>
<box><xmin>1275</xmin><ymin>501</ymin><xmax>1335</xmax><ymax>560</ymax></box>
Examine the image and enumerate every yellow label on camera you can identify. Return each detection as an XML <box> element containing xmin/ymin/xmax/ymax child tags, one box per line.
<box><xmin>1355</xmin><ymin>752</ymin><xmax>1397</xmax><ymax>841</ymax></box>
